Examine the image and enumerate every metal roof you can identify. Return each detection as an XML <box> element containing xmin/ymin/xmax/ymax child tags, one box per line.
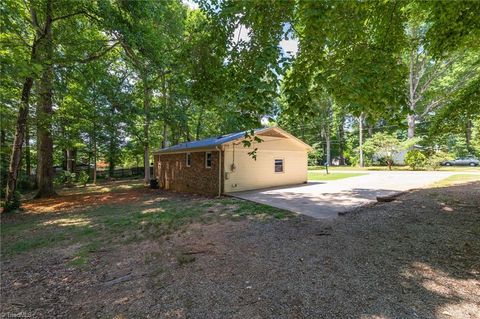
<box><xmin>154</xmin><ymin>127</ymin><xmax>270</xmax><ymax>154</ymax></box>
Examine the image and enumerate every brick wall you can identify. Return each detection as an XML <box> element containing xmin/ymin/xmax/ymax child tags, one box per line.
<box><xmin>154</xmin><ymin>151</ymin><xmax>222</xmax><ymax>195</ymax></box>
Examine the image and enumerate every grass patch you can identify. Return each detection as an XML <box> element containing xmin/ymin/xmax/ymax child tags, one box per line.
<box><xmin>68</xmin><ymin>241</ymin><xmax>102</xmax><ymax>267</ymax></box>
<box><xmin>308</xmin><ymin>172</ymin><xmax>366</xmax><ymax>181</ymax></box>
<box><xmin>1</xmin><ymin>183</ymin><xmax>293</xmax><ymax>257</ymax></box>
<box><xmin>432</xmin><ymin>174</ymin><xmax>480</xmax><ymax>187</ymax></box>
<box><xmin>308</xmin><ymin>165</ymin><xmax>480</xmax><ymax>172</ymax></box>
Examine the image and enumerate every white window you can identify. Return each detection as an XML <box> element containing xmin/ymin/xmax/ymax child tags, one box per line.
<box><xmin>186</xmin><ymin>153</ymin><xmax>192</xmax><ymax>167</ymax></box>
<box><xmin>205</xmin><ymin>152</ymin><xmax>212</xmax><ymax>168</ymax></box>
<box><xmin>274</xmin><ymin>159</ymin><xmax>284</xmax><ymax>173</ymax></box>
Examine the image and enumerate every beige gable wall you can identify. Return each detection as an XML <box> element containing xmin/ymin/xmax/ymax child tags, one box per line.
<box><xmin>223</xmin><ymin>136</ymin><xmax>308</xmax><ymax>192</ymax></box>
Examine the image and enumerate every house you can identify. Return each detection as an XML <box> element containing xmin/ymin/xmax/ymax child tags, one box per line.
<box><xmin>152</xmin><ymin>127</ymin><xmax>312</xmax><ymax>195</ymax></box>
<box><xmin>373</xmin><ymin>144</ymin><xmax>423</xmax><ymax>165</ymax></box>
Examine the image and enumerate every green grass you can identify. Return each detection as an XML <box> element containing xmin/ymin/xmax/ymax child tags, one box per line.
<box><xmin>432</xmin><ymin>174</ymin><xmax>480</xmax><ymax>187</ymax></box>
<box><xmin>1</xmin><ymin>185</ymin><xmax>292</xmax><ymax>258</ymax></box>
<box><xmin>308</xmin><ymin>171</ymin><xmax>366</xmax><ymax>181</ymax></box>
<box><xmin>308</xmin><ymin>165</ymin><xmax>480</xmax><ymax>172</ymax></box>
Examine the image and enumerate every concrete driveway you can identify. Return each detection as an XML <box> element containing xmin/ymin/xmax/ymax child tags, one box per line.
<box><xmin>228</xmin><ymin>171</ymin><xmax>478</xmax><ymax>219</ymax></box>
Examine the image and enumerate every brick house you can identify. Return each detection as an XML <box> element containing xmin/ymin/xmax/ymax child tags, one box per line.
<box><xmin>152</xmin><ymin>127</ymin><xmax>312</xmax><ymax>196</ymax></box>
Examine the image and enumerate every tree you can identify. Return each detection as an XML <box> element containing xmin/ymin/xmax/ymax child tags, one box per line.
<box><xmin>363</xmin><ymin>133</ymin><xmax>402</xmax><ymax>170</ymax></box>
<box><xmin>98</xmin><ymin>0</ymin><xmax>185</xmax><ymax>184</ymax></box>
<box><xmin>403</xmin><ymin>4</ymin><xmax>480</xmax><ymax>138</ymax></box>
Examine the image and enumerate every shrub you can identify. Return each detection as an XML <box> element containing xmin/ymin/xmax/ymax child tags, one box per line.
<box><xmin>54</xmin><ymin>170</ymin><xmax>76</xmax><ymax>187</ymax></box>
<box><xmin>426</xmin><ymin>150</ymin><xmax>452</xmax><ymax>171</ymax></box>
<box><xmin>2</xmin><ymin>191</ymin><xmax>21</xmax><ymax>212</ymax></box>
<box><xmin>77</xmin><ymin>171</ymin><xmax>89</xmax><ymax>187</ymax></box>
<box><xmin>405</xmin><ymin>150</ymin><xmax>426</xmax><ymax>170</ymax></box>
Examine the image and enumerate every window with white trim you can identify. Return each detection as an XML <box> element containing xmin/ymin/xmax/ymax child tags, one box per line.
<box><xmin>186</xmin><ymin>152</ymin><xmax>192</xmax><ymax>167</ymax></box>
<box><xmin>205</xmin><ymin>152</ymin><xmax>212</xmax><ymax>168</ymax></box>
<box><xmin>274</xmin><ymin>159</ymin><xmax>284</xmax><ymax>173</ymax></box>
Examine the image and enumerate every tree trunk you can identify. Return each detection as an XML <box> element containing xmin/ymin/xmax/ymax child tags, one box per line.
<box><xmin>34</xmin><ymin>0</ymin><xmax>55</xmax><ymax>198</ymax></box>
<box><xmin>368</xmin><ymin>125</ymin><xmax>373</xmax><ymax>137</ymax></box>
<box><xmin>25</xmin><ymin>118</ymin><xmax>31</xmax><ymax>177</ymax></box>
<box><xmin>4</xmin><ymin>76</ymin><xmax>35</xmax><ymax>208</ymax></box>
<box><xmin>358</xmin><ymin>113</ymin><xmax>364</xmax><ymax>167</ymax></box>
<box><xmin>92</xmin><ymin>119</ymin><xmax>97</xmax><ymax>184</ymax></box>
<box><xmin>143</xmin><ymin>80</ymin><xmax>151</xmax><ymax>184</ymax></box>
<box><xmin>162</xmin><ymin>123</ymin><xmax>169</xmax><ymax>149</ymax></box>
<box><xmin>93</xmin><ymin>140</ymin><xmax>97</xmax><ymax>185</ymax></box>
<box><xmin>4</xmin><ymin>32</ymin><xmax>40</xmax><ymax>208</ymax></box>
<box><xmin>66</xmin><ymin>149</ymin><xmax>76</xmax><ymax>173</ymax></box>
<box><xmin>325</xmin><ymin>127</ymin><xmax>331</xmax><ymax>166</ymax></box>
<box><xmin>108</xmin><ymin>138</ymin><xmax>115</xmax><ymax>177</ymax></box>
<box><xmin>195</xmin><ymin>104</ymin><xmax>205</xmax><ymax>140</ymax></box>
<box><xmin>466</xmin><ymin>119</ymin><xmax>472</xmax><ymax>151</ymax></box>
<box><xmin>407</xmin><ymin>114</ymin><xmax>415</xmax><ymax>139</ymax></box>
<box><xmin>338</xmin><ymin>116</ymin><xmax>345</xmax><ymax>165</ymax></box>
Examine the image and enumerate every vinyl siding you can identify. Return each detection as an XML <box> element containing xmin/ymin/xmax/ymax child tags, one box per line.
<box><xmin>223</xmin><ymin>136</ymin><xmax>308</xmax><ymax>192</ymax></box>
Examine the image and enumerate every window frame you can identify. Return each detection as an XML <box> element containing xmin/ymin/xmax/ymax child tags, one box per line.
<box><xmin>186</xmin><ymin>152</ymin><xmax>192</xmax><ymax>167</ymax></box>
<box><xmin>274</xmin><ymin>158</ymin><xmax>284</xmax><ymax>173</ymax></box>
<box><xmin>205</xmin><ymin>152</ymin><xmax>212</xmax><ymax>168</ymax></box>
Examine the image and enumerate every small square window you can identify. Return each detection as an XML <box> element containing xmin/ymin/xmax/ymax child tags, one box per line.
<box><xmin>186</xmin><ymin>153</ymin><xmax>192</xmax><ymax>167</ymax></box>
<box><xmin>205</xmin><ymin>152</ymin><xmax>212</xmax><ymax>168</ymax></box>
<box><xmin>275</xmin><ymin>159</ymin><xmax>284</xmax><ymax>173</ymax></box>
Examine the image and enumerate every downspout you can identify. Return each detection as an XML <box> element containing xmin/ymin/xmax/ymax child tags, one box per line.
<box><xmin>216</xmin><ymin>146</ymin><xmax>222</xmax><ymax>197</ymax></box>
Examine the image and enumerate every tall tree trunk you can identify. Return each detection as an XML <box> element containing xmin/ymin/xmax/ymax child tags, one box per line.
<box><xmin>35</xmin><ymin>0</ymin><xmax>55</xmax><ymax>198</ymax></box>
<box><xmin>358</xmin><ymin>113</ymin><xmax>364</xmax><ymax>167</ymax></box>
<box><xmin>323</xmin><ymin>125</ymin><xmax>331</xmax><ymax>165</ymax></box>
<box><xmin>337</xmin><ymin>116</ymin><xmax>345</xmax><ymax>165</ymax></box>
<box><xmin>4</xmin><ymin>33</ymin><xmax>39</xmax><ymax>208</ymax></box>
<box><xmin>162</xmin><ymin>123</ymin><xmax>168</xmax><ymax>149</ymax></box>
<box><xmin>407</xmin><ymin>114</ymin><xmax>415</xmax><ymax>139</ymax></box>
<box><xmin>93</xmin><ymin>135</ymin><xmax>97</xmax><ymax>185</ymax></box>
<box><xmin>326</xmin><ymin>132</ymin><xmax>331</xmax><ymax>166</ymax></box>
<box><xmin>368</xmin><ymin>125</ymin><xmax>373</xmax><ymax>137</ymax></box>
<box><xmin>466</xmin><ymin>118</ymin><xmax>472</xmax><ymax>151</ymax></box>
<box><xmin>195</xmin><ymin>104</ymin><xmax>205</xmax><ymax>140</ymax></box>
<box><xmin>4</xmin><ymin>77</ymin><xmax>35</xmax><ymax>208</ymax></box>
<box><xmin>66</xmin><ymin>148</ymin><xmax>76</xmax><ymax>173</ymax></box>
<box><xmin>108</xmin><ymin>137</ymin><xmax>115</xmax><ymax>177</ymax></box>
<box><xmin>301</xmin><ymin>116</ymin><xmax>306</xmax><ymax>141</ymax></box>
<box><xmin>25</xmin><ymin>118</ymin><xmax>31</xmax><ymax>177</ymax></box>
<box><xmin>161</xmin><ymin>74</ymin><xmax>169</xmax><ymax>148</ymax></box>
<box><xmin>92</xmin><ymin>117</ymin><xmax>97</xmax><ymax>184</ymax></box>
<box><xmin>407</xmin><ymin>46</ymin><xmax>416</xmax><ymax>139</ymax></box>
<box><xmin>143</xmin><ymin>81</ymin><xmax>151</xmax><ymax>184</ymax></box>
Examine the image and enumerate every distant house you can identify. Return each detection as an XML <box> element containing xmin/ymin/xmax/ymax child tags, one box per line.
<box><xmin>152</xmin><ymin>127</ymin><xmax>312</xmax><ymax>195</ymax></box>
<box><xmin>373</xmin><ymin>144</ymin><xmax>423</xmax><ymax>165</ymax></box>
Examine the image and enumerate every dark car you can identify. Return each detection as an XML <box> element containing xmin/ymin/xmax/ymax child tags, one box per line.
<box><xmin>442</xmin><ymin>157</ymin><xmax>479</xmax><ymax>166</ymax></box>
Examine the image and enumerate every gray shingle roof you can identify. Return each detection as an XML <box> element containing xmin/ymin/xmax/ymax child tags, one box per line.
<box><xmin>154</xmin><ymin>128</ymin><xmax>269</xmax><ymax>154</ymax></box>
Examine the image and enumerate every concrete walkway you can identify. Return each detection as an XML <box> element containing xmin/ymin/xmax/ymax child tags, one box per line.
<box><xmin>228</xmin><ymin>171</ymin><xmax>479</xmax><ymax>219</ymax></box>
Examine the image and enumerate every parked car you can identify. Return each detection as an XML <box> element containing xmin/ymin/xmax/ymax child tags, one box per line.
<box><xmin>442</xmin><ymin>157</ymin><xmax>479</xmax><ymax>166</ymax></box>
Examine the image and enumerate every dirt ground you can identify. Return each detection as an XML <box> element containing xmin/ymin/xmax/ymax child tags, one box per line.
<box><xmin>1</xmin><ymin>181</ymin><xmax>479</xmax><ymax>318</ymax></box>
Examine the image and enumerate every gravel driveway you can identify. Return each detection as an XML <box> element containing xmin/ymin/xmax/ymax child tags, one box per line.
<box><xmin>229</xmin><ymin>171</ymin><xmax>477</xmax><ymax>218</ymax></box>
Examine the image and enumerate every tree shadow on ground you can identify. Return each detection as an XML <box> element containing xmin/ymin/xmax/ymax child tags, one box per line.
<box><xmin>1</xmin><ymin>181</ymin><xmax>479</xmax><ymax>318</ymax></box>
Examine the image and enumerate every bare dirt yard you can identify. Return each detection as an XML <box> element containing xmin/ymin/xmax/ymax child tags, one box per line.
<box><xmin>1</xmin><ymin>179</ymin><xmax>479</xmax><ymax>318</ymax></box>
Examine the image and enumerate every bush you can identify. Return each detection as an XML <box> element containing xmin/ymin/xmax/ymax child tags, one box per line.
<box><xmin>405</xmin><ymin>150</ymin><xmax>426</xmax><ymax>170</ymax></box>
<box><xmin>77</xmin><ymin>171</ymin><xmax>89</xmax><ymax>187</ymax></box>
<box><xmin>54</xmin><ymin>170</ymin><xmax>76</xmax><ymax>188</ymax></box>
<box><xmin>426</xmin><ymin>150</ymin><xmax>452</xmax><ymax>171</ymax></box>
<box><xmin>2</xmin><ymin>191</ymin><xmax>21</xmax><ymax>212</ymax></box>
